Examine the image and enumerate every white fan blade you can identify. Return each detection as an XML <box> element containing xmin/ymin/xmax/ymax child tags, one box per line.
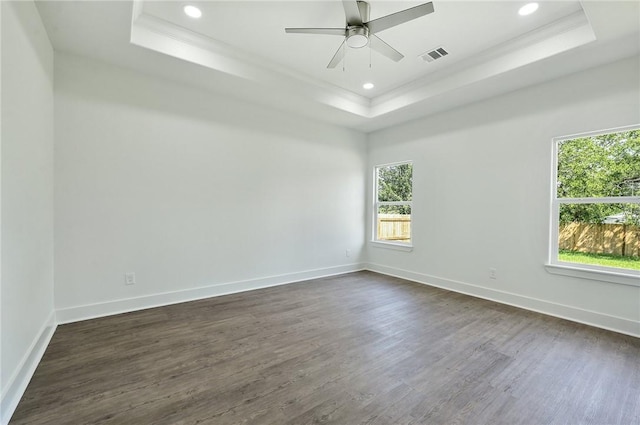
<box><xmin>327</xmin><ymin>40</ymin><xmax>346</xmax><ymax>68</ymax></box>
<box><xmin>342</xmin><ymin>0</ymin><xmax>363</xmax><ymax>26</ymax></box>
<box><xmin>369</xmin><ymin>35</ymin><xmax>404</xmax><ymax>62</ymax></box>
<box><xmin>285</xmin><ymin>28</ymin><xmax>347</xmax><ymax>36</ymax></box>
<box><xmin>366</xmin><ymin>2</ymin><xmax>434</xmax><ymax>34</ymax></box>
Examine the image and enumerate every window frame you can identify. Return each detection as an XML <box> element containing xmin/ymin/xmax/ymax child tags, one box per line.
<box><xmin>547</xmin><ymin>125</ymin><xmax>640</xmax><ymax>286</ymax></box>
<box><xmin>372</xmin><ymin>161</ymin><xmax>413</xmax><ymax>250</ymax></box>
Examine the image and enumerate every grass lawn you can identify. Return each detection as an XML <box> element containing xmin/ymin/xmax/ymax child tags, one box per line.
<box><xmin>559</xmin><ymin>250</ymin><xmax>640</xmax><ymax>271</ymax></box>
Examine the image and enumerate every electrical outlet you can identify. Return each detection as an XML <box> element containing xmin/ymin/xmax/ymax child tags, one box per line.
<box><xmin>489</xmin><ymin>268</ymin><xmax>497</xmax><ymax>280</ymax></box>
<box><xmin>125</xmin><ymin>272</ymin><xmax>136</xmax><ymax>285</ymax></box>
<box><xmin>345</xmin><ymin>249</ymin><xmax>351</xmax><ymax>258</ymax></box>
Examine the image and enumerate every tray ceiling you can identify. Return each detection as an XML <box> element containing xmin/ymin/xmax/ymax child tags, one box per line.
<box><xmin>35</xmin><ymin>1</ymin><xmax>640</xmax><ymax>131</ymax></box>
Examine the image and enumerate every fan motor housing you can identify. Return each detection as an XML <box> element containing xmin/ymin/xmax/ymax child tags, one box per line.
<box><xmin>346</xmin><ymin>26</ymin><xmax>370</xmax><ymax>48</ymax></box>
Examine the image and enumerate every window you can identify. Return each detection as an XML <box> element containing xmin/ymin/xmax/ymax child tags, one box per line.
<box><xmin>549</xmin><ymin>126</ymin><xmax>639</xmax><ymax>283</ymax></box>
<box><xmin>374</xmin><ymin>162</ymin><xmax>413</xmax><ymax>246</ymax></box>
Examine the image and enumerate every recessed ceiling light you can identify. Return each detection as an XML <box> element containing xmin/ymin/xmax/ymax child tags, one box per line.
<box><xmin>363</xmin><ymin>83</ymin><xmax>374</xmax><ymax>90</ymax></box>
<box><xmin>518</xmin><ymin>3</ymin><xmax>539</xmax><ymax>16</ymax></box>
<box><xmin>184</xmin><ymin>5</ymin><xmax>202</xmax><ymax>19</ymax></box>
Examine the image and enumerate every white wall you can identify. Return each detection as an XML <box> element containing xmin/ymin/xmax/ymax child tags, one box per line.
<box><xmin>53</xmin><ymin>53</ymin><xmax>367</xmax><ymax>320</ymax></box>
<box><xmin>1</xmin><ymin>1</ymin><xmax>56</xmax><ymax>422</ymax></box>
<box><xmin>367</xmin><ymin>56</ymin><xmax>640</xmax><ymax>336</ymax></box>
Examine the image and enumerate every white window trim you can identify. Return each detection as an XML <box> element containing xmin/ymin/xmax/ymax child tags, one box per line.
<box><xmin>372</xmin><ymin>161</ymin><xmax>413</xmax><ymax>249</ymax></box>
<box><xmin>545</xmin><ymin>263</ymin><xmax>639</xmax><ymax>287</ymax></box>
<box><xmin>370</xmin><ymin>240</ymin><xmax>414</xmax><ymax>252</ymax></box>
<box><xmin>547</xmin><ymin>125</ymin><xmax>640</xmax><ymax>286</ymax></box>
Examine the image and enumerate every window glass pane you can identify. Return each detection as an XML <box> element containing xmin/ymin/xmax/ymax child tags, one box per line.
<box><xmin>377</xmin><ymin>163</ymin><xmax>413</xmax><ymax>202</ymax></box>
<box><xmin>557</xmin><ymin>130</ymin><xmax>640</xmax><ymax>198</ymax></box>
<box><xmin>558</xmin><ymin>203</ymin><xmax>640</xmax><ymax>271</ymax></box>
<box><xmin>377</xmin><ymin>206</ymin><xmax>411</xmax><ymax>243</ymax></box>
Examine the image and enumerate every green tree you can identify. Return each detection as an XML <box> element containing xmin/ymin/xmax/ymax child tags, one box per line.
<box><xmin>557</xmin><ymin>130</ymin><xmax>640</xmax><ymax>224</ymax></box>
<box><xmin>378</xmin><ymin>163</ymin><xmax>412</xmax><ymax>215</ymax></box>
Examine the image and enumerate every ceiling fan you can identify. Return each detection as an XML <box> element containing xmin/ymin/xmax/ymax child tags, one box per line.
<box><xmin>285</xmin><ymin>1</ymin><xmax>435</xmax><ymax>69</ymax></box>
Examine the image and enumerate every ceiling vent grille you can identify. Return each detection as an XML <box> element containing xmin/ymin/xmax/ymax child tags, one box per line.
<box><xmin>420</xmin><ymin>47</ymin><xmax>449</xmax><ymax>62</ymax></box>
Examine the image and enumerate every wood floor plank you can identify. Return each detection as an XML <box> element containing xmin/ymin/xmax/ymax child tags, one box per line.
<box><xmin>10</xmin><ymin>271</ymin><xmax>640</xmax><ymax>424</ymax></box>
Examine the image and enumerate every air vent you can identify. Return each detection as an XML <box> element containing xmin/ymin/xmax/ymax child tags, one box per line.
<box><xmin>419</xmin><ymin>47</ymin><xmax>449</xmax><ymax>62</ymax></box>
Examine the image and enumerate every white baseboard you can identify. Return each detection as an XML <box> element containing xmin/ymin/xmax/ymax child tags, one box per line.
<box><xmin>56</xmin><ymin>263</ymin><xmax>365</xmax><ymax>324</ymax></box>
<box><xmin>1</xmin><ymin>310</ymin><xmax>57</xmax><ymax>425</ymax></box>
<box><xmin>365</xmin><ymin>263</ymin><xmax>640</xmax><ymax>338</ymax></box>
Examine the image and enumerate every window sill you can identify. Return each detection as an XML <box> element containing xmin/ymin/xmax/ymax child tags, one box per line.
<box><xmin>545</xmin><ymin>263</ymin><xmax>640</xmax><ymax>287</ymax></box>
<box><xmin>370</xmin><ymin>241</ymin><xmax>413</xmax><ymax>252</ymax></box>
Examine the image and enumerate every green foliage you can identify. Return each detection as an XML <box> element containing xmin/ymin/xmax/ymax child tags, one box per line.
<box><xmin>377</xmin><ymin>163</ymin><xmax>412</xmax><ymax>215</ymax></box>
<box><xmin>378</xmin><ymin>205</ymin><xmax>412</xmax><ymax>215</ymax></box>
<box><xmin>378</xmin><ymin>163</ymin><xmax>412</xmax><ymax>202</ymax></box>
<box><xmin>557</xmin><ymin>130</ymin><xmax>640</xmax><ymax>224</ymax></box>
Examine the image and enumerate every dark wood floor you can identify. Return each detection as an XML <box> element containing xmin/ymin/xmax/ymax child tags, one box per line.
<box><xmin>11</xmin><ymin>271</ymin><xmax>640</xmax><ymax>424</ymax></box>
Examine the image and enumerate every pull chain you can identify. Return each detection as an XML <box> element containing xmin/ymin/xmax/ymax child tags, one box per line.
<box><xmin>342</xmin><ymin>42</ymin><xmax>346</xmax><ymax>72</ymax></box>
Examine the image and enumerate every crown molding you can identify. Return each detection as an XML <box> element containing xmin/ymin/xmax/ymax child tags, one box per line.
<box><xmin>131</xmin><ymin>8</ymin><xmax>372</xmax><ymax>117</ymax></box>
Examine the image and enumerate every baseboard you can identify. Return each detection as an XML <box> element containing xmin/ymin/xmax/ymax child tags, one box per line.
<box><xmin>365</xmin><ymin>263</ymin><xmax>640</xmax><ymax>338</ymax></box>
<box><xmin>56</xmin><ymin>263</ymin><xmax>366</xmax><ymax>324</ymax></box>
<box><xmin>1</xmin><ymin>310</ymin><xmax>57</xmax><ymax>425</ymax></box>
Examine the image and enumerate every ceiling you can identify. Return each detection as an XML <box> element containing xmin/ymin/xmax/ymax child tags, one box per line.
<box><xmin>35</xmin><ymin>1</ymin><xmax>640</xmax><ymax>132</ymax></box>
<box><xmin>139</xmin><ymin>0</ymin><xmax>583</xmax><ymax>96</ymax></box>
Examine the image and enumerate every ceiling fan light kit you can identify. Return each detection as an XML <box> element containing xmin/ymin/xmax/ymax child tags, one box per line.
<box><xmin>285</xmin><ymin>0</ymin><xmax>435</xmax><ymax>69</ymax></box>
<box><xmin>346</xmin><ymin>27</ymin><xmax>370</xmax><ymax>48</ymax></box>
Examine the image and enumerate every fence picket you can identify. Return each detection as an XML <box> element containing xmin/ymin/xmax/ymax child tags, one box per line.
<box><xmin>559</xmin><ymin>223</ymin><xmax>639</xmax><ymax>257</ymax></box>
<box><xmin>377</xmin><ymin>214</ymin><xmax>411</xmax><ymax>242</ymax></box>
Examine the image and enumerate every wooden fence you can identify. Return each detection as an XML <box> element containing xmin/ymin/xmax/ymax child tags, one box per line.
<box><xmin>377</xmin><ymin>218</ymin><xmax>639</xmax><ymax>257</ymax></box>
<box><xmin>377</xmin><ymin>214</ymin><xmax>411</xmax><ymax>242</ymax></box>
<box><xmin>559</xmin><ymin>223</ymin><xmax>640</xmax><ymax>257</ymax></box>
